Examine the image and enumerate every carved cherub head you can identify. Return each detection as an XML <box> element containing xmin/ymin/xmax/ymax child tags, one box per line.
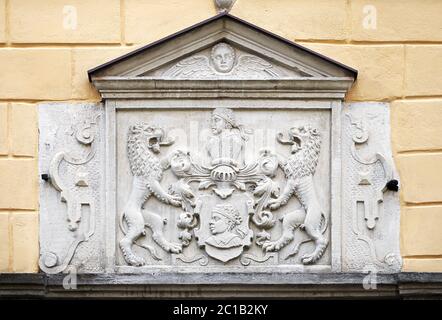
<box><xmin>211</xmin><ymin>42</ymin><xmax>236</xmax><ymax>73</ymax></box>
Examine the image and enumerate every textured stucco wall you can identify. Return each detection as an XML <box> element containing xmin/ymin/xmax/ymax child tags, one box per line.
<box><xmin>0</xmin><ymin>0</ymin><xmax>441</xmax><ymax>272</ymax></box>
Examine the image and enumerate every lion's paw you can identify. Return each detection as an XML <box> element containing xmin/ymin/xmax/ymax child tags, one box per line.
<box><xmin>167</xmin><ymin>195</ymin><xmax>182</xmax><ymax>207</ymax></box>
<box><xmin>267</xmin><ymin>199</ymin><xmax>282</xmax><ymax>210</ymax></box>
<box><xmin>301</xmin><ymin>241</ymin><xmax>327</xmax><ymax>265</ymax></box>
<box><xmin>124</xmin><ymin>253</ymin><xmax>146</xmax><ymax>267</ymax></box>
<box><xmin>262</xmin><ymin>240</ymin><xmax>282</xmax><ymax>252</ymax></box>
<box><xmin>301</xmin><ymin>253</ymin><xmax>315</xmax><ymax>265</ymax></box>
<box><xmin>166</xmin><ymin>242</ymin><xmax>183</xmax><ymax>254</ymax></box>
<box><xmin>120</xmin><ymin>240</ymin><xmax>146</xmax><ymax>267</ymax></box>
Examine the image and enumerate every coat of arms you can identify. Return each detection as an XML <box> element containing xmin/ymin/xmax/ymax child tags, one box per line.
<box><xmin>119</xmin><ymin>108</ymin><xmax>329</xmax><ymax>266</ymax></box>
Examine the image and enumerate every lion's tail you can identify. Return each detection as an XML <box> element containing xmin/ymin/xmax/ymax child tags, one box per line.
<box><xmin>319</xmin><ymin>211</ymin><xmax>328</xmax><ymax>234</ymax></box>
<box><xmin>119</xmin><ymin>211</ymin><xmax>128</xmax><ymax>235</ymax></box>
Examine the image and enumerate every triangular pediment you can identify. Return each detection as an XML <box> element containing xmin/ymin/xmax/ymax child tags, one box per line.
<box><xmin>89</xmin><ymin>13</ymin><xmax>356</xmax><ymax>99</ymax></box>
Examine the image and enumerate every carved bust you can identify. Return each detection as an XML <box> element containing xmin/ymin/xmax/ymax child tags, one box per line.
<box><xmin>205</xmin><ymin>204</ymin><xmax>246</xmax><ymax>249</ymax></box>
<box><xmin>207</xmin><ymin>107</ymin><xmax>246</xmax><ymax>167</ymax></box>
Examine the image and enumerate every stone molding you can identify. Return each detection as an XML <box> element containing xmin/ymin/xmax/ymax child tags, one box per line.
<box><xmin>0</xmin><ymin>273</ymin><xmax>441</xmax><ymax>299</ymax></box>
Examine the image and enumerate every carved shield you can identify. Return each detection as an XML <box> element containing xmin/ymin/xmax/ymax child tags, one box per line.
<box><xmin>194</xmin><ymin>193</ymin><xmax>254</xmax><ymax>262</ymax></box>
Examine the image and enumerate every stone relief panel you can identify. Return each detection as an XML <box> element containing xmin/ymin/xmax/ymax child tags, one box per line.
<box><xmin>39</xmin><ymin>103</ymin><xmax>105</xmax><ymax>274</ymax></box>
<box><xmin>38</xmin><ymin>102</ymin><xmax>401</xmax><ymax>274</ymax></box>
<box><xmin>115</xmin><ymin>108</ymin><xmax>332</xmax><ymax>270</ymax></box>
<box><xmin>148</xmin><ymin>42</ymin><xmax>312</xmax><ymax>79</ymax></box>
<box><xmin>341</xmin><ymin>102</ymin><xmax>402</xmax><ymax>273</ymax></box>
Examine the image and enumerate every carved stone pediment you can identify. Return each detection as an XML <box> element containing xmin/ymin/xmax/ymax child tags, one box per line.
<box><xmin>88</xmin><ymin>13</ymin><xmax>356</xmax><ymax>100</ymax></box>
<box><xmin>39</xmin><ymin>13</ymin><xmax>401</xmax><ymax>277</ymax></box>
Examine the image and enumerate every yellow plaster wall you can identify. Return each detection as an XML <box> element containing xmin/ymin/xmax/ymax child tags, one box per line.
<box><xmin>0</xmin><ymin>0</ymin><xmax>441</xmax><ymax>273</ymax></box>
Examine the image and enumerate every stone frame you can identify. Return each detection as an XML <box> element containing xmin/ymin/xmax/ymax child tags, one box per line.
<box><xmin>103</xmin><ymin>98</ymin><xmax>343</xmax><ymax>273</ymax></box>
<box><xmin>38</xmin><ymin>13</ymin><xmax>401</xmax><ymax>276</ymax></box>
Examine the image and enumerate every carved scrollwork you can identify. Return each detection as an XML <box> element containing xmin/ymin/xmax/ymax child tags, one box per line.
<box><xmin>39</xmin><ymin>114</ymin><xmax>100</xmax><ymax>274</ymax></box>
<box><xmin>239</xmin><ymin>253</ymin><xmax>277</xmax><ymax>266</ymax></box>
<box><xmin>346</xmin><ymin>113</ymin><xmax>395</xmax><ymax>230</ymax></box>
<box><xmin>344</xmin><ymin>108</ymin><xmax>401</xmax><ymax>272</ymax></box>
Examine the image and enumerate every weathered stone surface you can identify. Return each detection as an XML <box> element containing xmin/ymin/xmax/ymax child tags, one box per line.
<box><xmin>5</xmin><ymin>272</ymin><xmax>442</xmax><ymax>299</ymax></box>
<box><xmin>10</xmin><ymin>104</ymin><xmax>38</xmax><ymax>157</ymax></box>
<box><xmin>39</xmin><ymin>103</ymin><xmax>105</xmax><ymax>274</ymax></box>
<box><xmin>342</xmin><ymin>103</ymin><xmax>401</xmax><ymax>272</ymax></box>
<box><xmin>0</xmin><ymin>159</ymin><xmax>38</xmax><ymax>210</ymax></box>
<box><xmin>10</xmin><ymin>0</ymin><xmax>120</xmax><ymax>43</ymax></box>
<box><xmin>2</xmin><ymin>272</ymin><xmax>442</xmax><ymax>299</ymax></box>
<box><xmin>114</xmin><ymin>107</ymin><xmax>332</xmax><ymax>270</ymax></box>
<box><xmin>350</xmin><ymin>0</ymin><xmax>442</xmax><ymax>42</ymax></box>
<box><xmin>392</xmin><ymin>100</ymin><xmax>442</xmax><ymax>152</ymax></box>
<box><xmin>232</xmin><ymin>0</ymin><xmax>348</xmax><ymax>41</ymax></box>
<box><xmin>11</xmin><ymin>212</ymin><xmax>39</xmax><ymax>273</ymax></box>
<box><xmin>299</xmin><ymin>43</ymin><xmax>404</xmax><ymax>101</ymax></box>
<box><xmin>405</xmin><ymin>45</ymin><xmax>442</xmax><ymax>97</ymax></box>
<box><xmin>0</xmin><ymin>49</ymin><xmax>71</xmax><ymax>100</ymax></box>
<box><xmin>0</xmin><ymin>212</ymin><xmax>10</xmax><ymax>272</ymax></box>
<box><xmin>397</xmin><ymin>154</ymin><xmax>442</xmax><ymax>203</ymax></box>
<box><xmin>402</xmin><ymin>206</ymin><xmax>442</xmax><ymax>256</ymax></box>
<box><xmin>0</xmin><ymin>103</ymin><xmax>7</xmax><ymax>155</ymax></box>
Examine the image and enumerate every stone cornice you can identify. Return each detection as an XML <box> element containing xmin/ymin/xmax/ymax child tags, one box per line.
<box><xmin>0</xmin><ymin>273</ymin><xmax>441</xmax><ymax>299</ymax></box>
<box><xmin>92</xmin><ymin>78</ymin><xmax>355</xmax><ymax>100</ymax></box>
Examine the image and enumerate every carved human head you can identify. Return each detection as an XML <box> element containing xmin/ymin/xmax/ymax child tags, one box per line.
<box><xmin>211</xmin><ymin>42</ymin><xmax>236</xmax><ymax>73</ymax></box>
<box><xmin>211</xmin><ymin>108</ymin><xmax>236</xmax><ymax>135</ymax></box>
<box><xmin>209</xmin><ymin>204</ymin><xmax>242</xmax><ymax>234</ymax></box>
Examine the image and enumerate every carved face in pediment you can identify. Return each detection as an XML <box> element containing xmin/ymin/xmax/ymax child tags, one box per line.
<box><xmin>211</xmin><ymin>43</ymin><xmax>236</xmax><ymax>73</ymax></box>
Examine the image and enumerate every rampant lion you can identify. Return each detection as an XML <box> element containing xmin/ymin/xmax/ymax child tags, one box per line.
<box><xmin>119</xmin><ymin>123</ymin><xmax>183</xmax><ymax>266</ymax></box>
<box><xmin>263</xmin><ymin>125</ymin><xmax>328</xmax><ymax>264</ymax></box>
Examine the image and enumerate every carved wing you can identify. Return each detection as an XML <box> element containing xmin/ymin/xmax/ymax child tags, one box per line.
<box><xmin>162</xmin><ymin>55</ymin><xmax>214</xmax><ymax>78</ymax></box>
<box><xmin>235</xmin><ymin>55</ymin><xmax>282</xmax><ymax>79</ymax></box>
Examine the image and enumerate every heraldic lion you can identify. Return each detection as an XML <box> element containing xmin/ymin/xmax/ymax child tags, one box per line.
<box><xmin>263</xmin><ymin>125</ymin><xmax>328</xmax><ymax>264</ymax></box>
<box><xmin>119</xmin><ymin>124</ymin><xmax>182</xmax><ymax>266</ymax></box>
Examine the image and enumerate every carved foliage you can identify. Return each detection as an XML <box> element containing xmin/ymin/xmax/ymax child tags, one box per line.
<box><xmin>40</xmin><ymin>112</ymin><xmax>100</xmax><ymax>274</ymax></box>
